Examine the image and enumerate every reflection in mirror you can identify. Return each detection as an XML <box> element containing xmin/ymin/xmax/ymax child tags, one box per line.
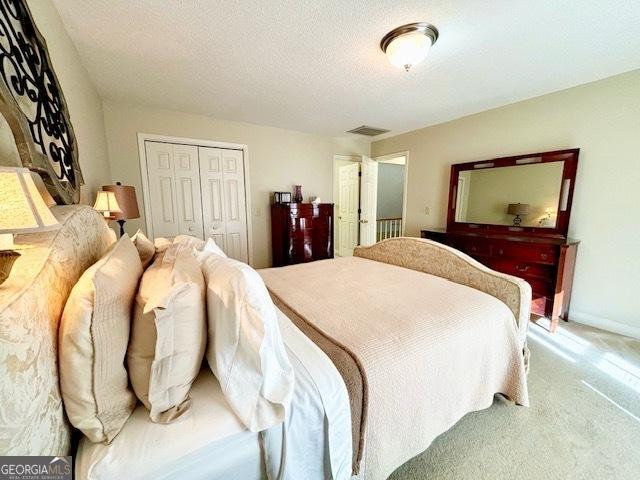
<box><xmin>455</xmin><ymin>162</ymin><xmax>564</xmax><ymax>228</ymax></box>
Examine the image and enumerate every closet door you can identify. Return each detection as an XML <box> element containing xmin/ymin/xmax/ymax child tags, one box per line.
<box><xmin>173</xmin><ymin>144</ymin><xmax>204</xmax><ymax>238</ymax></box>
<box><xmin>221</xmin><ymin>149</ymin><xmax>248</xmax><ymax>262</ymax></box>
<box><xmin>199</xmin><ymin>146</ymin><xmax>248</xmax><ymax>262</ymax></box>
<box><xmin>199</xmin><ymin>147</ymin><xmax>227</xmax><ymax>250</ymax></box>
<box><xmin>145</xmin><ymin>141</ymin><xmax>203</xmax><ymax>239</ymax></box>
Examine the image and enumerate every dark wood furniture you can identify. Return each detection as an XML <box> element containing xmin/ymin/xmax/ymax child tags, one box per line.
<box><xmin>271</xmin><ymin>203</ymin><xmax>334</xmax><ymax>267</ymax></box>
<box><xmin>421</xmin><ymin>229</ymin><xmax>578</xmax><ymax>331</ymax></box>
<box><xmin>425</xmin><ymin>149</ymin><xmax>580</xmax><ymax>332</ymax></box>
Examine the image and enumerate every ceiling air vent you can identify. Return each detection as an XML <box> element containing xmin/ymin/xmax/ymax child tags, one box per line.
<box><xmin>346</xmin><ymin>125</ymin><xmax>390</xmax><ymax>137</ymax></box>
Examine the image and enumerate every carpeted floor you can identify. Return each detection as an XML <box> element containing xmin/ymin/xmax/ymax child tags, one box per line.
<box><xmin>390</xmin><ymin>320</ymin><xmax>640</xmax><ymax>480</ymax></box>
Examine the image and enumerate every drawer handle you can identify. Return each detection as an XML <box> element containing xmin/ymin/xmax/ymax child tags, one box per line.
<box><xmin>497</xmin><ymin>249</ymin><xmax>504</xmax><ymax>255</ymax></box>
<box><xmin>540</xmin><ymin>253</ymin><xmax>548</xmax><ymax>260</ymax></box>
<box><xmin>515</xmin><ymin>265</ymin><xmax>530</xmax><ymax>272</ymax></box>
<box><xmin>471</xmin><ymin>246</ymin><xmax>477</xmax><ymax>252</ymax></box>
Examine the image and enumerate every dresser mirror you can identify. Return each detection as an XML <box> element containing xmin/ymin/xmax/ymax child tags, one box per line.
<box><xmin>447</xmin><ymin>149</ymin><xmax>579</xmax><ymax>237</ymax></box>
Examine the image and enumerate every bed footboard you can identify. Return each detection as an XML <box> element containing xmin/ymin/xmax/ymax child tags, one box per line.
<box><xmin>354</xmin><ymin>237</ymin><xmax>532</xmax><ymax>348</ymax></box>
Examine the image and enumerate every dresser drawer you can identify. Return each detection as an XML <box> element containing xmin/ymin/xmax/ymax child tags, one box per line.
<box><xmin>457</xmin><ymin>238</ymin><xmax>491</xmax><ymax>257</ymax></box>
<box><xmin>528</xmin><ymin>278</ymin><xmax>556</xmax><ymax>298</ymax></box>
<box><xmin>493</xmin><ymin>243</ymin><xmax>558</xmax><ymax>265</ymax></box>
<box><xmin>487</xmin><ymin>258</ymin><xmax>555</xmax><ymax>281</ymax></box>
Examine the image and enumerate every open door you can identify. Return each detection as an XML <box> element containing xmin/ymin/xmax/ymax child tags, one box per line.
<box><xmin>359</xmin><ymin>156</ymin><xmax>378</xmax><ymax>246</ymax></box>
<box><xmin>338</xmin><ymin>162</ymin><xmax>360</xmax><ymax>256</ymax></box>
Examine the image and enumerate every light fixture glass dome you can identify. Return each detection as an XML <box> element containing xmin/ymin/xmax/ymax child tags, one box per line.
<box><xmin>380</xmin><ymin>23</ymin><xmax>439</xmax><ymax>72</ymax></box>
<box><xmin>385</xmin><ymin>32</ymin><xmax>432</xmax><ymax>71</ymax></box>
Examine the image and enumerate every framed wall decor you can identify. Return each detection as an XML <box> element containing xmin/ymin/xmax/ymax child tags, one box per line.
<box><xmin>0</xmin><ymin>0</ymin><xmax>83</xmax><ymax>204</ymax></box>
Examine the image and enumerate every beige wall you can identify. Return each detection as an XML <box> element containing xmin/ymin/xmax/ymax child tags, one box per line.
<box><xmin>372</xmin><ymin>70</ymin><xmax>640</xmax><ymax>338</ymax></box>
<box><xmin>102</xmin><ymin>101</ymin><xmax>370</xmax><ymax>268</ymax></box>
<box><xmin>10</xmin><ymin>0</ymin><xmax>112</xmax><ymax>205</ymax></box>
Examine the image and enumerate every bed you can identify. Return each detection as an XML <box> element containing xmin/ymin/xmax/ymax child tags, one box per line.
<box><xmin>0</xmin><ymin>206</ymin><xmax>530</xmax><ymax>480</ymax></box>
<box><xmin>260</xmin><ymin>238</ymin><xmax>531</xmax><ymax>479</ymax></box>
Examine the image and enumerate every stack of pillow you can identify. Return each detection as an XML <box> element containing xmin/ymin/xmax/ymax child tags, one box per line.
<box><xmin>58</xmin><ymin>231</ymin><xmax>294</xmax><ymax>445</ymax></box>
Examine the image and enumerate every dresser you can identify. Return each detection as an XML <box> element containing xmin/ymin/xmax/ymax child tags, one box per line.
<box><xmin>421</xmin><ymin>229</ymin><xmax>578</xmax><ymax>330</ymax></box>
<box><xmin>434</xmin><ymin>148</ymin><xmax>581</xmax><ymax>332</ymax></box>
<box><xmin>271</xmin><ymin>203</ymin><xmax>334</xmax><ymax>267</ymax></box>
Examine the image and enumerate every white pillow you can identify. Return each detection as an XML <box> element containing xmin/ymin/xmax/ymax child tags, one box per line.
<box><xmin>202</xmin><ymin>237</ymin><xmax>227</xmax><ymax>257</ymax></box>
<box><xmin>198</xmin><ymin>251</ymin><xmax>294</xmax><ymax>432</ymax></box>
<box><xmin>127</xmin><ymin>243</ymin><xmax>206</xmax><ymax>423</ymax></box>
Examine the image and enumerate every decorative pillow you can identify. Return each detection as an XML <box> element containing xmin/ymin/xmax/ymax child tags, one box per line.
<box><xmin>131</xmin><ymin>229</ymin><xmax>155</xmax><ymax>268</ymax></box>
<box><xmin>59</xmin><ymin>235</ymin><xmax>143</xmax><ymax>443</ymax></box>
<box><xmin>127</xmin><ymin>243</ymin><xmax>206</xmax><ymax>423</ymax></box>
<box><xmin>202</xmin><ymin>237</ymin><xmax>227</xmax><ymax>257</ymax></box>
<box><xmin>198</xmin><ymin>251</ymin><xmax>294</xmax><ymax>432</ymax></box>
<box><xmin>154</xmin><ymin>237</ymin><xmax>172</xmax><ymax>253</ymax></box>
<box><xmin>173</xmin><ymin>234</ymin><xmax>205</xmax><ymax>250</ymax></box>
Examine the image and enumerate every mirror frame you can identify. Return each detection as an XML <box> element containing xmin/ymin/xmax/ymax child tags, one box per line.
<box><xmin>446</xmin><ymin>148</ymin><xmax>579</xmax><ymax>237</ymax></box>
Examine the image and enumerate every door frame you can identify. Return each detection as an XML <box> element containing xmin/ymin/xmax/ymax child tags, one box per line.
<box><xmin>137</xmin><ymin>132</ymin><xmax>254</xmax><ymax>265</ymax></box>
<box><xmin>372</xmin><ymin>151</ymin><xmax>409</xmax><ymax>236</ymax></box>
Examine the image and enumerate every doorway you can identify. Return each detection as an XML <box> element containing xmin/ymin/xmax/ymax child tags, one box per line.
<box><xmin>332</xmin><ymin>152</ymin><xmax>408</xmax><ymax>256</ymax></box>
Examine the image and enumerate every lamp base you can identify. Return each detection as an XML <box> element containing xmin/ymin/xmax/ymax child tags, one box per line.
<box><xmin>512</xmin><ymin>214</ymin><xmax>522</xmax><ymax>227</ymax></box>
<box><xmin>116</xmin><ymin>219</ymin><xmax>127</xmax><ymax>238</ymax></box>
<box><xmin>0</xmin><ymin>249</ymin><xmax>20</xmax><ymax>286</ymax></box>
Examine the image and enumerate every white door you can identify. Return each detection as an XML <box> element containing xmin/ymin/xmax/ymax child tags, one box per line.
<box><xmin>198</xmin><ymin>146</ymin><xmax>248</xmax><ymax>262</ymax></box>
<box><xmin>359</xmin><ymin>156</ymin><xmax>378</xmax><ymax>246</ymax></box>
<box><xmin>338</xmin><ymin>162</ymin><xmax>360</xmax><ymax>256</ymax></box>
<box><xmin>145</xmin><ymin>141</ymin><xmax>203</xmax><ymax>238</ymax></box>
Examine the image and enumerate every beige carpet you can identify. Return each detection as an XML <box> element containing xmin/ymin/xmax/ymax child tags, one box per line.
<box><xmin>390</xmin><ymin>320</ymin><xmax>640</xmax><ymax>480</ymax></box>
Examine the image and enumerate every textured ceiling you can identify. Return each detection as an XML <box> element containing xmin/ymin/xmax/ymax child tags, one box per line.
<box><xmin>53</xmin><ymin>0</ymin><xmax>640</xmax><ymax>137</ymax></box>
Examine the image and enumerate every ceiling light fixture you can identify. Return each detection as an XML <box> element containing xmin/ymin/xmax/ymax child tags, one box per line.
<box><xmin>380</xmin><ymin>22</ymin><xmax>439</xmax><ymax>72</ymax></box>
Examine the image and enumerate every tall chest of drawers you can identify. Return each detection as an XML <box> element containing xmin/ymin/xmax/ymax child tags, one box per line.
<box><xmin>271</xmin><ymin>203</ymin><xmax>334</xmax><ymax>267</ymax></box>
<box><xmin>421</xmin><ymin>229</ymin><xmax>579</xmax><ymax>331</ymax></box>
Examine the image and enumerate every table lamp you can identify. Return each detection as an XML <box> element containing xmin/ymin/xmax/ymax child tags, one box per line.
<box><xmin>507</xmin><ymin>203</ymin><xmax>530</xmax><ymax>227</ymax></box>
<box><xmin>0</xmin><ymin>167</ymin><xmax>60</xmax><ymax>286</ymax></box>
<box><xmin>102</xmin><ymin>182</ymin><xmax>140</xmax><ymax>237</ymax></box>
<box><xmin>93</xmin><ymin>190</ymin><xmax>122</xmax><ymax>220</ymax></box>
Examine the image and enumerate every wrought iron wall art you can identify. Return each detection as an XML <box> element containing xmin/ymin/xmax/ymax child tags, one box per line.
<box><xmin>0</xmin><ymin>0</ymin><xmax>82</xmax><ymax>204</ymax></box>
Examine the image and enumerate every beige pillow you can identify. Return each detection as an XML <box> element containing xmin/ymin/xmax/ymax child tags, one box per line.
<box><xmin>59</xmin><ymin>235</ymin><xmax>143</xmax><ymax>443</ymax></box>
<box><xmin>173</xmin><ymin>234</ymin><xmax>205</xmax><ymax>250</ymax></box>
<box><xmin>131</xmin><ymin>229</ymin><xmax>155</xmax><ymax>268</ymax></box>
<box><xmin>154</xmin><ymin>237</ymin><xmax>172</xmax><ymax>253</ymax></box>
<box><xmin>127</xmin><ymin>243</ymin><xmax>206</xmax><ymax>423</ymax></box>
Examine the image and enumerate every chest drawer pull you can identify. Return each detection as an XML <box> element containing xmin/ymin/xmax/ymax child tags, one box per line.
<box><xmin>515</xmin><ymin>264</ymin><xmax>530</xmax><ymax>272</ymax></box>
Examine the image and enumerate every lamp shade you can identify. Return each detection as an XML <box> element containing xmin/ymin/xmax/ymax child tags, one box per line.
<box><xmin>0</xmin><ymin>167</ymin><xmax>59</xmax><ymax>234</ymax></box>
<box><xmin>93</xmin><ymin>191</ymin><xmax>122</xmax><ymax>215</ymax></box>
<box><xmin>102</xmin><ymin>183</ymin><xmax>139</xmax><ymax>220</ymax></box>
<box><xmin>507</xmin><ymin>203</ymin><xmax>531</xmax><ymax>215</ymax></box>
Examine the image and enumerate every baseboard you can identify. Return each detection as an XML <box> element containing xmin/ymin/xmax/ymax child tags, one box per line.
<box><xmin>569</xmin><ymin>311</ymin><xmax>640</xmax><ymax>340</ymax></box>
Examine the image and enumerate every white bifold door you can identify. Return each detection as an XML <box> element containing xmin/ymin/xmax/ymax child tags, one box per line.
<box><xmin>198</xmin><ymin>146</ymin><xmax>248</xmax><ymax>262</ymax></box>
<box><xmin>144</xmin><ymin>142</ymin><xmax>204</xmax><ymax>239</ymax></box>
<box><xmin>144</xmin><ymin>141</ymin><xmax>249</xmax><ymax>262</ymax></box>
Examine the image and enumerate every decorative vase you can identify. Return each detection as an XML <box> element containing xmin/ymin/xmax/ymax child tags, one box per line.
<box><xmin>293</xmin><ymin>185</ymin><xmax>303</xmax><ymax>203</ymax></box>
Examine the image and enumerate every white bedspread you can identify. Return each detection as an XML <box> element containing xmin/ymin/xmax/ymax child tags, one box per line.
<box><xmin>75</xmin><ymin>307</ymin><xmax>351</xmax><ymax>480</ymax></box>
